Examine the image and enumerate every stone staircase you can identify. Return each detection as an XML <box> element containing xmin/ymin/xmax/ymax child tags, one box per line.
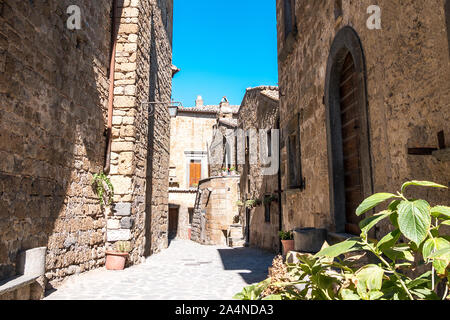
<box><xmin>227</xmin><ymin>224</ymin><xmax>245</xmax><ymax>248</ymax></box>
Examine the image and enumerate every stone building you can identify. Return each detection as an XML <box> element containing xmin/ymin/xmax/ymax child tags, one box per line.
<box><xmin>0</xmin><ymin>0</ymin><xmax>174</xmax><ymax>294</ymax></box>
<box><xmin>276</xmin><ymin>0</ymin><xmax>450</xmax><ymax>241</ymax></box>
<box><xmin>208</xmin><ymin>99</ymin><xmax>240</xmax><ymax>177</ymax></box>
<box><xmin>190</xmin><ymin>176</ymin><xmax>241</xmax><ymax>246</ymax></box>
<box><xmin>237</xmin><ymin>86</ymin><xmax>280</xmax><ymax>253</ymax></box>
<box><xmin>168</xmin><ymin>97</ymin><xmax>240</xmax><ymax>240</ymax></box>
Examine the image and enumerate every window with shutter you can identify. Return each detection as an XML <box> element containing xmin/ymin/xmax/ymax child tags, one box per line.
<box><xmin>287</xmin><ymin>113</ymin><xmax>304</xmax><ymax>189</ymax></box>
<box><xmin>189</xmin><ymin>160</ymin><xmax>201</xmax><ymax>187</ymax></box>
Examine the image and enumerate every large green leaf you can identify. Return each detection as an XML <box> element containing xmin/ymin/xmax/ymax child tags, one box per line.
<box><xmin>397</xmin><ymin>200</ymin><xmax>431</xmax><ymax>246</ymax></box>
<box><xmin>340</xmin><ymin>289</ymin><xmax>360</xmax><ymax>300</ymax></box>
<box><xmin>428</xmin><ymin>246</ymin><xmax>450</xmax><ymax>276</ymax></box>
<box><xmin>355</xmin><ymin>265</ymin><xmax>385</xmax><ymax>291</ymax></box>
<box><xmin>377</xmin><ymin>229</ymin><xmax>401</xmax><ymax>251</ymax></box>
<box><xmin>356</xmin><ymin>193</ymin><xmax>398</xmax><ymax>216</ymax></box>
<box><xmin>430</xmin><ymin>206</ymin><xmax>450</xmax><ymax>219</ymax></box>
<box><xmin>401</xmin><ymin>180</ymin><xmax>447</xmax><ymax>194</ymax></box>
<box><xmin>359</xmin><ymin>211</ymin><xmax>391</xmax><ymax>234</ymax></box>
<box><xmin>315</xmin><ymin>239</ymin><xmax>362</xmax><ymax>258</ymax></box>
<box><xmin>422</xmin><ymin>237</ymin><xmax>450</xmax><ymax>259</ymax></box>
<box><xmin>383</xmin><ymin>244</ymin><xmax>415</xmax><ymax>262</ymax></box>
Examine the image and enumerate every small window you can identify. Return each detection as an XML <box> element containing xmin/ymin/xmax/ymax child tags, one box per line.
<box><xmin>287</xmin><ymin>113</ymin><xmax>303</xmax><ymax>189</ymax></box>
<box><xmin>283</xmin><ymin>0</ymin><xmax>296</xmax><ymax>39</ymax></box>
<box><xmin>264</xmin><ymin>195</ymin><xmax>271</xmax><ymax>223</ymax></box>
<box><xmin>267</xmin><ymin>130</ymin><xmax>272</xmax><ymax>157</ymax></box>
<box><xmin>188</xmin><ymin>208</ymin><xmax>194</xmax><ymax>225</ymax></box>
<box><xmin>189</xmin><ymin>160</ymin><xmax>201</xmax><ymax>187</ymax></box>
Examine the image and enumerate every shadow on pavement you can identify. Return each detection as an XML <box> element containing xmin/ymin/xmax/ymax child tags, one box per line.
<box><xmin>217</xmin><ymin>247</ymin><xmax>275</xmax><ymax>285</ymax></box>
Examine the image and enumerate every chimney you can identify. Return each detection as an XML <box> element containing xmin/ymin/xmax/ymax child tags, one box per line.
<box><xmin>219</xmin><ymin>96</ymin><xmax>230</xmax><ymax>107</ymax></box>
<box><xmin>195</xmin><ymin>95</ymin><xmax>204</xmax><ymax>107</ymax></box>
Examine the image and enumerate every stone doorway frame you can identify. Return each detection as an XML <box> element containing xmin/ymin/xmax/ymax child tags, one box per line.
<box><xmin>324</xmin><ymin>26</ymin><xmax>374</xmax><ymax>233</ymax></box>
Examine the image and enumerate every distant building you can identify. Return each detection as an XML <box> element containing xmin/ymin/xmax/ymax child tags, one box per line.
<box><xmin>237</xmin><ymin>86</ymin><xmax>280</xmax><ymax>253</ymax></box>
<box><xmin>168</xmin><ymin>97</ymin><xmax>239</xmax><ymax>240</ymax></box>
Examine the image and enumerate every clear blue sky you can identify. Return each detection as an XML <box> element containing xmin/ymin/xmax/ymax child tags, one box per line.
<box><xmin>172</xmin><ymin>0</ymin><xmax>279</xmax><ymax>107</ymax></box>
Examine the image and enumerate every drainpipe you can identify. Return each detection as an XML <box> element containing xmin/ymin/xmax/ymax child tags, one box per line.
<box><xmin>277</xmin><ymin>117</ymin><xmax>283</xmax><ymax>254</ymax></box>
<box><xmin>104</xmin><ymin>0</ymin><xmax>118</xmax><ymax>174</ymax></box>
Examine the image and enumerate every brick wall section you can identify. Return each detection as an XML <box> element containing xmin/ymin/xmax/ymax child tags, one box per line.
<box><xmin>191</xmin><ymin>177</ymin><xmax>240</xmax><ymax>245</ymax></box>
<box><xmin>238</xmin><ymin>87</ymin><xmax>280</xmax><ymax>253</ymax></box>
<box><xmin>108</xmin><ymin>0</ymin><xmax>173</xmax><ymax>260</ymax></box>
<box><xmin>276</xmin><ymin>0</ymin><xmax>450</xmax><ymax>237</ymax></box>
<box><xmin>0</xmin><ymin>0</ymin><xmax>111</xmax><ymax>282</ymax></box>
<box><xmin>144</xmin><ymin>0</ymin><xmax>173</xmax><ymax>256</ymax></box>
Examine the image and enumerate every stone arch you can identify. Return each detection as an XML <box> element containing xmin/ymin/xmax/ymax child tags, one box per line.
<box><xmin>324</xmin><ymin>26</ymin><xmax>373</xmax><ymax>234</ymax></box>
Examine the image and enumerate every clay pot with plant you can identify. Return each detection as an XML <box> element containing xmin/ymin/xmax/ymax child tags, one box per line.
<box><xmin>279</xmin><ymin>230</ymin><xmax>294</xmax><ymax>255</ymax></box>
<box><xmin>106</xmin><ymin>241</ymin><xmax>131</xmax><ymax>270</ymax></box>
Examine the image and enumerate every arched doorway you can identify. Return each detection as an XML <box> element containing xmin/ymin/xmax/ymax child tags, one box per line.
<box><xmin>325</xmin><ymin>27</ymin><xmax>373</xmax><ymax>235</ymax></box>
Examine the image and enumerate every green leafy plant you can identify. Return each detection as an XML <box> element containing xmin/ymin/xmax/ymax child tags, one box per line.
<box><xmin>236</xmin><ymin>200</ymin><xmax>244</xmax><ymax>207</ymax></box>
<box><xmin>245</xmin><ymin>199</ymin><xmax>262</xmax><ymax>208</ymax></box>
<box><xmin>92</xmin><ymin>171</ymin><xmax>114</xmax><ymax>207</ymax></box>
<box><xmin>279</xmin><ymin>230</ymin><xmax>294</xmax><ymax>240</ymax></box>
<box><xmin>115</xmin><ymin>241</ymin><xmax>131</xmax><ymax>253</ymax></box>
<box><xmin>235</xmin><ymin>180</ymin><xmax>450</xmax><ymax>300</ymax></box>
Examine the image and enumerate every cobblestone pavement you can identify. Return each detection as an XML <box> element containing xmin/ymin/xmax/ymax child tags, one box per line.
<box><xmin>44</xmin><ymin>240</ymin><xmax>276</xmax><ymax>300</ymax></box>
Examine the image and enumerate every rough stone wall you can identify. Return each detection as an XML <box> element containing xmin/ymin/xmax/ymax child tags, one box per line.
<box><xmin>209</xmin><ymin>121</ymin><xmax>239</xmax><ymax>177</ymax></box>
<box><xmin>0</xmin><ymin>0</ymin><xmax>111</xmax><ymax>283</ymax></box>
<box><xmin>238</xmin><ymin>87</ymin><xmax>280</xmax><ymax>253</ymax></box>
<box><xmin>191</xmin><ymin>177</ymin><xmax>240</xmax><ymax>246</ymax></box>
<box><xmin>108</xmin><ymin>0</ymin><xmax>173</xmax><ymax>258</ymax></box>
<box><xmin>143</xmin><ymin>0</ymin><xmax>173</xmax><ymax>256</ymax></box>
<box><xmin>0</xmin><ymin>0</ymin><xmax>173</xmax><ymax>286</ymax></box>
<box><xmin>277</xmin><ymin>0</ymin><xmax>450</xmax><ymax>237</ymax></box>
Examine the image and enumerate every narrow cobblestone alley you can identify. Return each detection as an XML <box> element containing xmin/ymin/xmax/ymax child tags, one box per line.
<box><xmin>44</xmin><ymin>240</ymin><xmax>275</xmax><ymax>300</ymax></box>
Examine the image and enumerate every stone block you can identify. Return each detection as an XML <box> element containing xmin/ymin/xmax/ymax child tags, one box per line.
<box><xmin>16</xmin><ymin>247</ymin><xmax>47</xmax><ymax>277</ymax></box>
<box><xmin>107</xmin><ymin>229</ymin><xmax>132</xmax><ymax>242</ymax></box>
<box><xmin>107</xmin><ymin>219</ymin><xmax>120</xmax><ymax>230</ymax></box>
<box><xmin>294</xmin><ymin>228</ymin><xmax>327</xmax><ymax>253</ymax></box>
<box><xmin>120</xmin><ymin>217</ymin><xmax>134</xmax><ymax>229</ymax></box>
<box><xmin>113</xmin><ymin>202</ymin><xmax>132</xmax><ymax>216</ymax></box>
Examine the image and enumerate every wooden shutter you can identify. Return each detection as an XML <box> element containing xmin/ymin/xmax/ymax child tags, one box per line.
<box><xmin>339</xmin><ymin>53</ymin><xmax>364</xmax><ymax>235</ymax></box>
<box><xmin>189</xmin><ymin>162</ymin><xmax>201</xmax><ymax>187</ymax></box>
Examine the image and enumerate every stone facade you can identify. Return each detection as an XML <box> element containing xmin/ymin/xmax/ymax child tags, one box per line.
<box><xmin>191</xmin><ymin>176</ymin><xmax>241</xmax><ymax>246</ymax></box>
<box><xmin>237</xmin><ymin>86</ymin><xmax>280</xmax><ymax>253</ymax></box>
<box><xmin>208</xmin><ymin>100</ymin><xmax>240</xmax><ymax>177</ymax></box>
<box><xmin>0</xmin><ymin>0</ymin><xmax>173</xmax><ymax>288</ymax></box>
<box><xmin>276</xmin><ymin>0</ymin><xmax>450</xmax><ymax>239</ymax></box>
<box><xmin>168</xmin><ymin>98</ymin><xmax>239</xmax><ymax>240</ymax></box>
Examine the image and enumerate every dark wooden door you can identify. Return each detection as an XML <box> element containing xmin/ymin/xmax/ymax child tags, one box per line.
<box><xmin>169</xmin><ymin>207</ymin><xmax>179</xmax><ymax>239</ymax></box>
<box><xmin>339</xmin><ymin>53</ymin><xmax>364</xmax><ymax>235</ymax></box>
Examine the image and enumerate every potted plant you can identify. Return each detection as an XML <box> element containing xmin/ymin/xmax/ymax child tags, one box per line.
<box><xmin>105</xmin><ymin>241</ymin><xmax>131</xmax><ymax>270</ymax></box>
<box><xmin>245</xmin><ymin>199</ymin><xmax>262</xmax><ymax>209</ymax></box>
<box><xmin>236</xmin><ymin>200</ymin><xmax>244</xmax><ymax>207</ymax></box>
<box><xmin>230</xmin><ymin>166</ymin><xmax>238</xmax><ymax>176</ymax></box>
<box><xmin>279</xmin><ymin>230</ymin><xmax>294</xmax><ymax>255</ymax></box>
<box><xmin>221</xmin><ymin>167</ymin><xmax>228</xmax><ymax>176</ymax></box>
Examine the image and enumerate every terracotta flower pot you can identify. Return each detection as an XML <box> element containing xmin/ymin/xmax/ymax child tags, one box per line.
<box><xmin>281</xmin><ymin>240</ymin><xmax>295</xmax><ymax>255</ymax></box>
<box><xmin>105</xmin><ymin>251</ymin><xmax>129</xmax><ymax>270</ymax></box>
